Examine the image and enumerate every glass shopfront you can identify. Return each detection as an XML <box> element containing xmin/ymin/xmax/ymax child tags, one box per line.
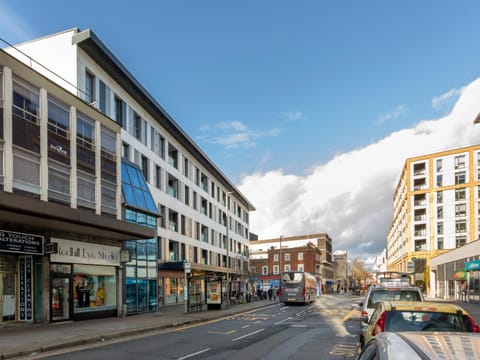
<box><xmin>50</xmin><ymin>239</ymin><xmax>120</xmax><ymax>321</ymax></box>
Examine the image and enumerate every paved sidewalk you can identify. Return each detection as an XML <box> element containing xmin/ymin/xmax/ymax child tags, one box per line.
<box><xmin>0</xmin><ymin>299</ymin><xmax>276</xmax><ymax>359</ymax></box>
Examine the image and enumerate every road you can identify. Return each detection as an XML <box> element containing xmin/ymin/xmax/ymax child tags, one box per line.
<box><xmin>23</xmin><ymin>294</ymin><xmax>362</xmax><ymax>360</ymax></box>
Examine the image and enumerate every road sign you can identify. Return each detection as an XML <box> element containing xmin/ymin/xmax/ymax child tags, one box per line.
<box><xmin>184</xmin><ymin>262</ymin><xmax>191</xmax><ymax>273</ymax></box>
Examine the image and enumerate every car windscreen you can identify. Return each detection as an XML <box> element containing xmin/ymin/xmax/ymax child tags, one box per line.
<box><xmin>367</xmin><ymin>290</ymin><xmax>421</xmax><ymax>308</ymax></box>
<box><xmin>385</xmin><ymin>310</ymin><xmax>469</xmax><ymax>332</ymax></box>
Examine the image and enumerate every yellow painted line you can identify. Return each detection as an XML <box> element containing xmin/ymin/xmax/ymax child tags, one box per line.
<box><xmin>342</xmin><ymin>308</ymin><xmax>358</xmax><ymax>322</ymax></box>
<box><xmin>208</xmin><ymin>330</ymin><xmax>236</xmax><ymax>335</ymax></box>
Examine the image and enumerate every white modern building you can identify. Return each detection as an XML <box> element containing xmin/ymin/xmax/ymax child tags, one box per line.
<box><xmin>6</xmin><ymin>28</ymin><xmax>255</xmax><ymax>313</ymax></box>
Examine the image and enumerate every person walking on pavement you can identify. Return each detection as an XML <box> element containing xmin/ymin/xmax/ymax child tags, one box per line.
<box><xmin>268</xmin><ymin>288</ymin><xmax>273</xmax><ymax>300</ymax></box>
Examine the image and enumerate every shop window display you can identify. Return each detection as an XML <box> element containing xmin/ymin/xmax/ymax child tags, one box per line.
<box><xmin>73</xmin><ymin>264</ymin><xmax>116</xmax><ymax>312</ymax></box>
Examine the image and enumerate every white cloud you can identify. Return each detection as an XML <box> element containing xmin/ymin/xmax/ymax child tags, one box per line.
<box><xmin>239</xmin><ymin>78</ymin><xmax>480</xmax><ymax>261</ymax></box>
<box><xmin>432</xmin><ymin>87</ymin><xmax>463</xmax><ymax>111</ymax></box>
<box><xmin>376</xmin><ymin>104</ymin><xmax>408</xmax><ymax>125</ymax></box>
<box><xmin>281</xmin><ymin>111</ymin><xmax>303</xmax><ymax>122</ymax></box>
<box><xmin>198</xmin><ymin>120</ymin><xmax>281</xmax><ymax>149</ymax></box>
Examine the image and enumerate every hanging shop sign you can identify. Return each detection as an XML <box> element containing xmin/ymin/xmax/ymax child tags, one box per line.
<box><xmin>0</xmin><ymin>230</ymin><xmax>43</xmax><ymax>255</ymax></box>
<box><xmin>19</xmin><ymin>256</ymin><xmax>33</xmax><ymax>321</ymax></box>
<box><xmin>466</xmin><ymin>260</ymin><xmax>480</xmax><ymax>271</ymax></box>
<box><xmin>50</xmin><ymin>238</ymin><xmax>120</xmax><ymax>266</ymax></box>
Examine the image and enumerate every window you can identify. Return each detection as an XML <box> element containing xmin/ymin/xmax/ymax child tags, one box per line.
<box><xmin>437</xmin><ymin>191</ymin><xmax>443</xmax><ymax>204</ymax></box>
<box><xmin>437</xmin><ymin>206</ymin><xmax>443</xmax><ymax>219</ymax></box>
<box><xmin>141</xmin><ymin>155</ymin><xmax>149</xmax><ymax>182</ymax></box>
<box><xmin>262</xmin><ymin>266</ymin><xmax>268</xmax><ymax>275</ymax></box>
<box><xmin>437</xmin><ymin>222</ymin><xmax>444</xmax><ymax>235</ymax></box>
<box><xmin>273</xmin><ymin>254</ymin><xmax>279</xmax><ymax>262</ymax></box>
<box><xmin>168</xmin><ymin>144</ymin><xmax>178</xmax><ymax>169</ymax></box>
<box><xmin>122</xmin><ymin>142</ymin><xmax>129</xmax><ymax>160</ymax></box>
<box><xmin>436</xmin><ymin>175</ymin><xmax>442</xmax><ymax>187</ymax></box>
<box><xmin>77</xmin><ymin>114</ymin><xmax>96</xmax><ymax>209</ymax></box>
<box><xmin>184</xmin><ymin>157</ymin><xmax>189</xmax><ymax>178</ymax></box>
<box><xmin>184</xmin><ymin>185</ymin><xmax>190</xmax><ymax>205</ymax></box>
<box><xmin>101</xmin><ymin>127</ymin><xmax>117</xmax><ymax>215</ymax></box>
<box><xmin>297</xmin><ymin>264</ymin><xmax>304</xmax><ymax>272</ymax></box>
<box><xmin>284</xmin><ymin>253</ymin><xmax>290</xmax><ymax>261</ymax></box>
<box><xmin>456</xmin><ymin>236</ymin><xmax>467</xmax><ymax>248</ymax></box>
<box><xmin>155</xmin><ymin>165</ymin><xmax>162</xmax><ymax>189</ymax></box>
<box><xmin>48</xmin><ymin>97</ymin><xmax>71</xmax><ymax>203</ymax></box>
<box><xmin>455</xmin><ymin>155</ymin><xmax>466</xmax><ymax>169</ymax></box>
<box><xmin>455</xmin><ymin>171</ymin><xmax>466</xmax><ymax>185</ymax></box>
<box><xmin>73</xmin><ymin>264</ymin><xmax>116</xmax><ymax>313</ymax></box>
<box><xmin>436</xmin><ymin>159</ymin><xmax>443</xmax><ymax>172</ymax></box>
<box><xmin>298</xmin><ymin>252</ymin><xmax>304</xmax><ymax>260</ymax></box>
<box><xmin>437</xmin><ymin>237</ymin><xmax>444</xmax><ymax>250</ymax></box>
<box><xmin>284</xmin><ymin>264</ymin><xmax>291</xmax><ymax>272</ymax></box>
<box><xmin>455</xmin><ymin>220</ymin><xmax>467</xmax><ymax>233</ymax></box>
<box><xmin>273</xmin><ymin>265</ymin><xmax>279</xmax><ymax>275</ymax></box>
<box><xmin>133</xmin><ymin>112</ymin><xmax>142</xmax><ymax>141</ymax></box>
<box><xmin>455</xmin><ymin>203</ymin><xmax>467</xmax><ymax>217</ymax></box>
<box><xmin>115</xmin><ymin>96</ymin><xmax>126</xmax><ymax>129</ymax></box>
<box><xmin>167</xmin><ymin>174</ymin><xmax>179</xmax><ymax>199</ymax></box>
<box><xmin>85</xmin><ymin>70</ymin><xmax>95</xmax><ymax>103</ymax></box>
<box><xmin>455</xmin><ymin>188</ymin><xmax>466</xmax><ymax>201</ymax></box>
<box><xmin>99</xmin><ymin>80</ymin><xmax>107</xmax><ymax>113</ymax></box>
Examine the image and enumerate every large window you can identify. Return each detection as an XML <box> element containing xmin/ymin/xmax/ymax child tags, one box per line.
<box><xmin>455</xmin><ymin>155</ymin><xmax>466</xmax><ymax>169</ymax></box>
<box><xmin>48</xmin><ymin>97</ymin><xmax>70</xmax><ymax>204</ymax></box>
<box><xmin>101</xmin><ymin>127</ymin><xmax>117</xmax><ymax>215</ymax></box>
<box><xmin>455</xmin><ymin>188</ymin><xmax>466</xmax><ymax>201</ymax></box>
<box><xmin>73</xmin><ymin>264</ymin><xmax>116</xmax><ymax>313</ymax></box>
<box><xmin>455</xmin><ymin>171</ymin><xmax>466</xmax><ymax>185</ymax></box>
<box><xmin>77</xmin><ymin>114</ymin><xmax>96</xmax><ymax>209</ymax></box>
<box><xmin>12</xmin><ymin>78</ymin><xmax>40</xmax><ymax>194</ymax></box>
<box><xmin>115</xmin><ymin>96</ymin><xmax>126</xmax><ymax>129</ymax></box>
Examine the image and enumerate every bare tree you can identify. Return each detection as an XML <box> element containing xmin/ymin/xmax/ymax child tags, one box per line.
<box><xmin>351</xmin><ymin>258</ymin><xmax>369</xmax><ymax>282</ymax></box>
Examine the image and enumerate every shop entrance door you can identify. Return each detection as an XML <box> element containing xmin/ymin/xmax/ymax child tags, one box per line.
<box><xmin>0</xmin><ymin>256</ymin><xmax>16</xmax><ymax>323</ymax></box>
<box><xmin>51</xmin><ymin>276</ymin><xmax>71</xmax><ymax>322</ymax></box>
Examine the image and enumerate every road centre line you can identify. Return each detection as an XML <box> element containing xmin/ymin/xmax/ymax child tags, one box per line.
<box><xmin>177</xmin><ymin>348</ymin><xmax>211</xmax><ymax>360</ymax></box>
<box><xmin>232</xmin><ymin>328</ymin><xmax>265</xmax><ymax>342</ymax></box>
<box><xmin>208</xmin><ymin>330</ymin><xmax>236</xmax><ymax>335</ymax></box>
<box><xmin>274</xmin><ymin>317</ymin><xmax>292</xmax><ymax>325</ymax></box>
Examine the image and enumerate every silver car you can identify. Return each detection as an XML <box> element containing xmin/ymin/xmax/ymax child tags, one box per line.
<box><xmin>358</xmin><ymin>332</ymin><xmax>480</xmax><ymax>360</ymax></box>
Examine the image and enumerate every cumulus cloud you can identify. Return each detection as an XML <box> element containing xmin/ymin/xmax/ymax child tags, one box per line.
<box><xmin>198</xmin><ymin>120</ymin><xmax>281</xmax><ymax>149</ymax></box>
<box><xmin>432</xmin><ymin>87</ymin><xmax>463</xmax><ymax>111</ymax></box>
<box><xmin>239</xmin><ymin>77</ymin><xmax>480</xmax><ymax>262</ymax></box>
<box><xmin>376</xmin><ymin>104</ymin><xmax>408</xmax><ymax>125</ymax></box>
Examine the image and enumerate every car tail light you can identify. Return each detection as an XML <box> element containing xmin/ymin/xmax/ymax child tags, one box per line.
<box><xmin>372</xmin><ymin>311</ymin><xmax>387</xmax><ymax>336</ymax></box>
<box><xmin>467</xmin><ymin>315</ymin><xmax>480</xmax><ymax>332</ymax></box>
<box><xmin>302</xmin><ymin>287</ymin><xmax>305</xmax><ymax>299</ymax></box>
<box><xmin>361</xmin><ymin>310</ymin><xmax>368</xmax><ymax>319</ymax></box>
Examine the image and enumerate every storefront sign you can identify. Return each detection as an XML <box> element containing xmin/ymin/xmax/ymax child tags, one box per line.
<box><xmin>0</xmin><ymin>230</ymin><xmax>43</xmax><ymax>255</ymax></box>
<box><xmin>454</xmin><ymin>270</ymin><xmax>467</xmax><ymax>280</ymax></box>
<box><xmin>466</xmin><ymin>260</ymin><xmax>480</xmax><ymax>271</ymax></box>
<box><xmin>50</xmin><ymin>239</ymin><xmax>120</xmax><ymax>266</ymax></box>
<box><xmin>19</xmin><ymin>256</ymin><xmax>33</xmax><ymax>321</ymax></box>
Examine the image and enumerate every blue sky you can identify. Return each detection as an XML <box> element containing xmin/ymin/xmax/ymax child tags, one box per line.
<box><xmin>3</xmin><ymin>1</ymin><xmax>480</xmax><ymax>262</ymax></box>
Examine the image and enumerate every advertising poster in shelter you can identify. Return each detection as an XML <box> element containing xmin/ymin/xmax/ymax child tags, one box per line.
<box><xmin>207</xmin><ymin>281</ymin><xmax>221</xmax><ymax>304</ymax></box>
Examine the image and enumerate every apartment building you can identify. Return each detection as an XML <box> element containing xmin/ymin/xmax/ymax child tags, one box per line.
<box><xmin>0</xmin><ymin>48</ymin><xmax>155</xmax><ymax>324</ymax></box>
<box><xmin>387</xmin><ymin>145</ymin><xmax>480</xmax><ymax>295</ymax></box>
<box><xmin>7</xmin><ymin>28</ymin><xmax>254</xmax><ymax>313</ymax></box>
<box><xmin>249</xmin><ymin>233</ymin><xmax>333</xmax><ymax>292</ymax></box>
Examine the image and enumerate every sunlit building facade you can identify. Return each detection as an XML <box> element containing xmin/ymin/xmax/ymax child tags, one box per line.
<box><xmin>7</xmin><ymin>28</ymin><xmax>255</xmax><ymax>312</ymax></box>
<box><xmin>387</xmin><ymin>145</ymin><xmax>480</xmax><ymax>295</ymax></box>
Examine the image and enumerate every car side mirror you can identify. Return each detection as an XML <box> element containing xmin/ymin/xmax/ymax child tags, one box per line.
<box><xmin>358</xmin><ymin>302</ymin><xmax>363</xmax><ymax>307</ymax></box>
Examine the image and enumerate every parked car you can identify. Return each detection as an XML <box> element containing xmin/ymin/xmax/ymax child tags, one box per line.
<box><xmin>358</xmin><ymin>331</ymin><xmax>480</xmax><ymax>360</ymax></box>
<box><xmin>359</xmin><ymin>278</ymin><xmax>424</xmax><ymax>348</ymax></box>
<box><xmin>361</xmin><ymin>300</ymin><xmax>480</xmax><ymax>349</ymax></box>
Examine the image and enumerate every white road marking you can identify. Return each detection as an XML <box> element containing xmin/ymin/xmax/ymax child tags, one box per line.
<box><xmin>177</xmin><ymin>348</ymin><xmax>211</xmax><ymax>360</ymax></box>
<box><xmin>275</xmin><ymin>317</ymin><xmax>292</xmax><ymax>325</ymax></box>
<box><xmin>232</xmin><ymin>328</ymin><xmax>265</xmax><ymax>342</ymax></box>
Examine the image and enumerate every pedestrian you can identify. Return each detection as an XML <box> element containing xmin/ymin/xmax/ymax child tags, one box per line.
<box><xmin>273</xmin><ymin>288</ymin><xmax>277</xmax><ymax>301</ymax></box>
<box><xmin>268</xmin><ymin>288</ymin><xmax>273</xmax><ymax>300</ymax></box>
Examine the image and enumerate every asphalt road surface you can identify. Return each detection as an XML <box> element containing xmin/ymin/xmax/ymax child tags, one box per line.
<box><xmin>23</xmin><ymin>294</ymin><xmax>362</xmax><ymax>360</ymax></box>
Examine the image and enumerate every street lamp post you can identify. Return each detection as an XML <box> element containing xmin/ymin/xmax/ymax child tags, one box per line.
<box><xmin>279</xmin><ymin>235</ymin><xmax>284</xmax><ymax>275</ymax></box>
